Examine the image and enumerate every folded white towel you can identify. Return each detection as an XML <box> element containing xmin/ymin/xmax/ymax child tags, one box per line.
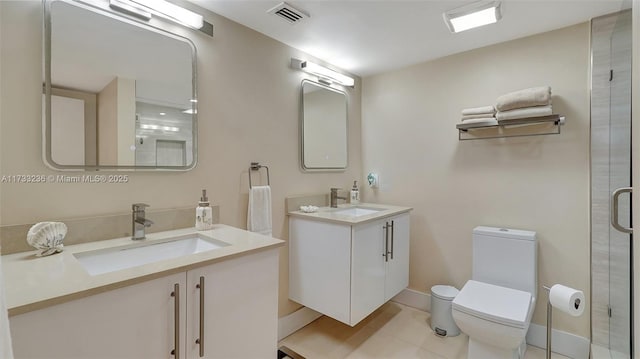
<box><xmin>461</xmin><ymin>106</ymin><xmax>496</xmax><ymax>116</ymax></box>
<box><xmin>496</xmin><ymin>105</ymin><xmax>553</xmax><ymax>121</ymax></box>
<box><xmin>247</xmin><ymin>186</ymin><xmax>272</xmax><ymax>236</ymax></box>
<box><xmin>456</xmin><ymin>118</ymin><xmax>499</xmax><ymax>129</ymax></box>
<box><xmin>462</xmin><ymin>114</ymin><xmax>496</xmax><ymax>121</ymax></box>
<box><xmin>496</xmin><ymin>86</ymin><xmax>551</xmax><ymax>112</ymax></box>
<box><xmin>0</xmin><ymin>255</ymin><xmax>14</xmax><ymax>359</ymax></box>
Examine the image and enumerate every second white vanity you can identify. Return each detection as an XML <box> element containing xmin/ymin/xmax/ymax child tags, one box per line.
<box><xmin>288</xmin><ymin>203</ymin><xmax>412</xmax><ymax>326</ymax></box>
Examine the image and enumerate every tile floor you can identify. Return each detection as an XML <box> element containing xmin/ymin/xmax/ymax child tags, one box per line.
<box><xmin>591</xmin><ymin>344</ymin><xmax>626</xmax><ymax>359</ymax></box>
<box><xmin>279</xmin><ymin>302</ymin><xmax>571</xmax><ymax>359</ymax></box>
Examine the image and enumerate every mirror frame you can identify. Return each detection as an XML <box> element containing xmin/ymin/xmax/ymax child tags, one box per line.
<box><xmin>43</xmin><ymin>0</ymin><xmax>198</xmax><ymax>171</ymax></box>
<box><xmin>300</xmin><ymin>79</ymin><xmax>348</xmax><ymax>172</ymax></box>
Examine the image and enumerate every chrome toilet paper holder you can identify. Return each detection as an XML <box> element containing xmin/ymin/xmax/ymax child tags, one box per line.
<box><xmin>542</xmin><ymin>284</ymin><xmax>584</xmax><ymax>359</ymax></box>
<box><xmin>543</xmin><ymin>285</ymin><xmax>552</xmax><ymax>359</ymax></box>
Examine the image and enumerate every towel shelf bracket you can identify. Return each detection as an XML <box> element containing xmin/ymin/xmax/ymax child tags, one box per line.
<box><xmin>457</xmin><ymin>115</ymin><xmax>565</xmax><ymax>141</ymax></box>
<box><xmin>249</xmin><ymin>162</ymin><xmax>270</xmax><ymax>189</ymax></box>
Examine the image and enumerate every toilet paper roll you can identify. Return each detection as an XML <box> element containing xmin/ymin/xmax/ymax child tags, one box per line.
<box><xmin>549</xmin><ymin>284</ymin><xmax>585</xmax><ymax>317</ymax></box>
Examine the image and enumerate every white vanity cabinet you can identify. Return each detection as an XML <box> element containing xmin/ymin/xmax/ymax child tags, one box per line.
<box><xmin>11</xmin><ymin>272</ymin><xmax>187</xmax><ymax>359</ymax></box>
<box><xmin>185</xmin><ymin>248</ymin><xmax>279</xmax><ymax>359</ymax></box>
<box><xmin>9</xmin><ymin>248</ymin><xmax>279</xmax><ymax>359</ymax></box>
<box><xmin>289</xmin><ymin>212</ymin><xmax>410</xmax><ymax>326</ymax></box>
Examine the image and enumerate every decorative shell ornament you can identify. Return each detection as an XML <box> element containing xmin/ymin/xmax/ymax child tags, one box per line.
<box><xmin>26</xmin><ymin>222</ymin><xmax>67</xmax><ymax>257</ymax></box>
<box><xmin>299</xmin><ymin>205</ymin><xmax>319</xmax><ymax>213</ymax></box>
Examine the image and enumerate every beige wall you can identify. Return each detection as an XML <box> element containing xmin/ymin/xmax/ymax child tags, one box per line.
<box><xmin>97</xmin><ymin>77</ymin><xmax>136</xmax><ymax>166</ymax></box>
<box><xmin>97</xmin><ymin>78</ymin><xmax>118</xmax><ymax>165</ymax></box>
<box><xmin>0</xmin><ymin>1</ymin><xmax>362</xmax><ymax>317</ymax></box>
<box><xmin>116</xmin><ymin>77</ymin><xmax>136</xmax><ymax>166</ymax></box>
<box><xmin>361</xmin><ymin>23</ymin><xmax>591</xmax><ymax>337</ymax></box>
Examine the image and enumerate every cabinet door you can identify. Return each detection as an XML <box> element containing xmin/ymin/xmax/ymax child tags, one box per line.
<box><xmin>384</xmin><ymin>213</ymin><xmax>410</xmax><ymax>301</ymax></box>
<box><xmin>351</xmin><ymin>219</ymin><xmax>387</xmax><ymax>325</ymax></box>
<box><xmin>10</xmin><ymin>272</ymin><xmax>187</xmax><ymax>359</ymax></box>
<box><xmin>289</xmin><ymin>217</ymin><xmax>352</xmax><ymax>324</ymax></box>
<box><xmin>186</xmin><ymin>248</ymin><xmax>279</xmax><ymax>359</ymax></box>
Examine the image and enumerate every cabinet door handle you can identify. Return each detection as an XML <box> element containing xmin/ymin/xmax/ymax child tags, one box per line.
<box><xmin>195</xmin><ymin>276</ymin><xmax>205</xmax><ymax>357</ymax></box>
<box><xmin>383</xmin><ymin>223</ymin><xmax>389</xmax><ymax>262</ymax></box>
<box><xmin>390</xmin><ymin>220</ymin><xmax>394</xmax><ymax>260</ymax></box>
<box><xmin>171</xmin><ymin>283</ymin><xmax>180</xmax><ymax>359</ymax></box>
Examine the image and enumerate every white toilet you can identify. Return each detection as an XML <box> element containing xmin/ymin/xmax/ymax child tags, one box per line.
<box><xmin>452</xmin><ymin>226</ymin><xmax>537</xmax><ymax>359</ymax></box>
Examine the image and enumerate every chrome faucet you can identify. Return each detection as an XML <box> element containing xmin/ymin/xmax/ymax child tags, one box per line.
<box><xmin>330</xmin><ymin>188</ymin><xmax>347</xmax><ymax>208</ymax></box>
<box><xmin>132</xmin><ymin>203</ymin><xmax>154</xmax><ymax>240</ymax></box>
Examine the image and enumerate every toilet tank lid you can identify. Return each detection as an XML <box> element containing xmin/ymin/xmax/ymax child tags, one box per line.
<box><xmin>473</xmin><ymin>226</ymin><xmax>536</xmax><ymax>241</ymax></box>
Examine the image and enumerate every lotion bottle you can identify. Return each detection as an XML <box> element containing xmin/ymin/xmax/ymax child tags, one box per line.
<box><xmin>350</xmin><ymin>181</ymin><xmax>360</xmax><ymax>204</ymax></box>
<box><xmin>195</xmin><ymin>189</ymin><xmax>214</xmax><ymax>230</ymax></box>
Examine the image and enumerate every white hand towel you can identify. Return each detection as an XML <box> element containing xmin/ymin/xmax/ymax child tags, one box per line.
<box><xmin>456</xmin><ymin>118</ymin><xmax>499</xmax><ymax>129</ymax></box>
<box><xmin>496</xmin><ymin>105</ymin><xmax>553</xmax><ymax>121</ymax></box>
<box><xmin>461</xmin><ymin>106</ymin><xmax>496</xmax><ymax>116</ymax></box>
<box><xmin>496</xmin><ymin>86</ymin><xmax>551</xmax><ymax>112</ymax></box>
<box><xmin>0</xmin><ymin>255</ymin><xmax>14</xmax><ymax>359</ymax></box>
<box><xmin>462</xmin><ymin>113</ymin><xmax>496</xmax><ymax>121</ymax></box>
<box><xmin>247</xmin><ymin>186</ymin><xmax>272</xmax><ymax>237</ymax></box>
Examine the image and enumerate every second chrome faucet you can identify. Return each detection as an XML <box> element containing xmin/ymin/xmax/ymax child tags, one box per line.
<box><xmin>330</xmin><ymin>188</ymin><xmax>347</xmax><ymax>208</ymax></box>
<box><xmin>132</xmin><ymin>203</ymin><xmax>154</xmax><ymax>240</ymax></box>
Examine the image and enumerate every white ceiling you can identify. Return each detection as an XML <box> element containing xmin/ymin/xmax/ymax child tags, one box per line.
<box><xmin>191</xmin><ymin>0</ymin><xmax>629</xmax><ymax>77</ymax></box>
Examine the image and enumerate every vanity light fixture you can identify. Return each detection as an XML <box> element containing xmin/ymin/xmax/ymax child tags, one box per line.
<box><xmin>291</xmin><ymin>58</ymin><xmax>355</xmax><ymax>87</ymax></box>
<box><xmin>130</xmin><ymin>0</ymin><xmax>203</xmax><ymax>29</ymax></box>
<box><xmin>443</xmin><ymin>1</ymin><xmax>502</xmax><ymax>33</ymax></box>
<box><xmin>108</xmin><ymin>0</ymin><xmax>213</xmax><ymax>36</ymax></box>
<box><xmin>109</xmin><ymin>0</ymin><xmax>151</xmax><ymax>21</ymax></box>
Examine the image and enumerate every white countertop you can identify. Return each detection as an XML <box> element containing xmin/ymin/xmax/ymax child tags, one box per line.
<box><xmin>288</xmin><ymin>203</ymin><xmax>412</xmax><ymax>225</ymax></box>
<box><xmin>2</xmin><ymin>225</ymin><xmax>284</xmax><ymax>316</ymax></box>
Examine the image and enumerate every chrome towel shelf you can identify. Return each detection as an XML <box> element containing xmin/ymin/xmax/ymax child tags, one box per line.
<box><xmin>457</xmin><ymin>114</ymin><xmax>565</xmax><ymax>141</ymax></box>
<box><xmin>249</xmin><ymin>162</ymin><xmax>270</xmax><ymax>189</ymax></box>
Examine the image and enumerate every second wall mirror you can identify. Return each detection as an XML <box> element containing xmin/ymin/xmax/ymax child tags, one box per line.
<box><xmin>300</xmin><ymin>80</ymin><xmax>348</xmax><ymax>171</ymax></box>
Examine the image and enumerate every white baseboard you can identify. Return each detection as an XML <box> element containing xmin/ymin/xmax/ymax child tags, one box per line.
<box><xmin>392</xmin><ymin>288</ymin><xmax>590</xmax><ymax>359</ymax></box>
<box><xmin>278</xmin><ymin>306</ymin><xmax>322</xmax><ymax>341</ymax></box>
<box><xmin>526</xmin><ymin>323</ymin><xmax>591</xmax><ymax>359</ymax></box>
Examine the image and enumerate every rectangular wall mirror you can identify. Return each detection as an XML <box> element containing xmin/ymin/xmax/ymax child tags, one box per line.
<box><xmin>300</xmin><ymin>80</ymin><xmax>348</xmax><ymax>171</ymax></box>
<box><xmin>43</xmin><ymin>0</ymin><xmax>197</xmax><ymax>171</ymax></box>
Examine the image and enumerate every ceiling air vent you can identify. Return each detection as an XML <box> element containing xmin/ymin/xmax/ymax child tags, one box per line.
<box><xmin>267</xmin><ymin>2</ymin><xmax>310</xmax><ymax>24</ymax></box>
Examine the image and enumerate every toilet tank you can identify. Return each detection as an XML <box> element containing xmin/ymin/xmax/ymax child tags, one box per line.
<box><xmin>472</xmin><ymin>226</ymin><xmax>537</xmax><ymax>297</ymax></box>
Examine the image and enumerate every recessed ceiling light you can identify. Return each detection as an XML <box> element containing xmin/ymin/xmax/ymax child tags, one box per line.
<box><xmin>159</xmin><ymin>112</ymin><xmax>166</xmax><ymax>116</ymax></box>
<box><xmin>443</xmin><ymin>1</ymin><xmax>502</xmax><ymax>33</ymax></box>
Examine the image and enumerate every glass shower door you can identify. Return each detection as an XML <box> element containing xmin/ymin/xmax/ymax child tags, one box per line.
<box><xmin>591</xmin><ymin>9</ymin><xmax>632</xmax><ymax>359</ymax></box>
<box><xmin>608</xmin><ymin>9</ymin><xmax>632</xmax><ymax>359</ymax></box>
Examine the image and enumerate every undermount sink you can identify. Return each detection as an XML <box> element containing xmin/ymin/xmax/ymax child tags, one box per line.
<box><xmin>74</xmin><ymin>234</ymin><xmax>229</xmax><ymax>276</ymax></box>
<box><xmin>333</xmin><ymin>207</ymin><xmax>383</xmax><ymax>217</ymax></box>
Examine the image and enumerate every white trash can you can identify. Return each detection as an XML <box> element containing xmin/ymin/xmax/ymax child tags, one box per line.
<box><xmin>430</xmin><ymin>285</ymin><xmax>460</xmax><ymax>337</ymax></box>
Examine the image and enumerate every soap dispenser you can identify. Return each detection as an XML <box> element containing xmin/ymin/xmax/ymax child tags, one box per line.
<box><xmin>350</xmin><ymin>181</ymin><xmax>360</xmax><ymax>205</ymax></box>
<box><xmin>195</xmin><ymin>189</ymin><xmax>214</xmax><ymax>230</ymax></box>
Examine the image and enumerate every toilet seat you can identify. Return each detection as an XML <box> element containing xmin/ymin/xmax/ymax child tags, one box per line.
<box><xmin>452</xmin><ymin>280</ymin><xmax>533</xmax><ymax>329</ymax></box>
